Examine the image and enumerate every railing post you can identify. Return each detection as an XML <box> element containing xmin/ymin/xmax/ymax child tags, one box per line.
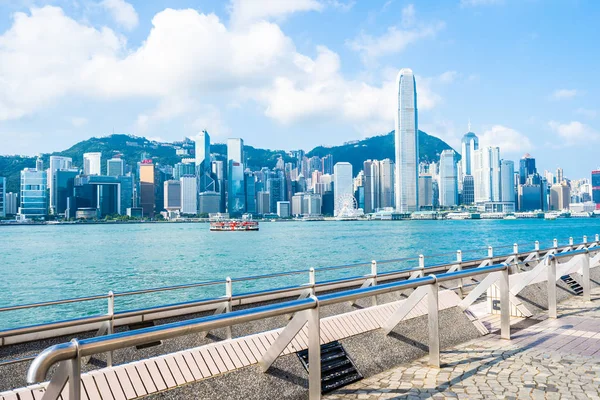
<box><xmin>553</xmin><ymin>238</ymin><xmax>558</xmax><ymax>249</ymax></box>
<box><xmin>499</xmin><ymin>265</ymin><xmax>510</xmax><ymax>340</ymax></box>
<box><xmin>547</xmin><ymin>256</ymin><xmax>557</xmax><ymax>318</ymax></box>
<box><xmin>569</xmin><ymin>237</ymin><xmax>574</xmax><ymax>246</ymax></box>
<box><xmin>583</xmin><ymin>235</ymin><xmax>588</xmax><ymax>245</ymax></box>
<box><xmin>487</xmin><ymin>246</ymin><xmax>493</xmax><ymax>266</ymax></box>
<box><xmin>107</xmin><ymin>291</ymin><xmax>114</xmax><ymax>368</ymax></box>
<box><xmin>69</xmin><ymin>339</ymin><xmax>81</xmax><ymax>400</ymax></box>
<box><xmin>307</xmin><ymin>297</ymin><xmax>321</xmax><ymax>400</ymax></box>
<box><xmin>370</xmin><ymin>261</ymin><xmax>378</xmax><ymax>306</ymax></box>
<box><xmin>582</xmin><ymin>249</ymin><xmax>591</xmax><ymax>302</ymax></box>
<box><xmin>225</xmin><ymin>277</ymin><xmax>232</xmax><ymax>340</ymax></box>
<box><xmin>309</xmin><ymin>268</ymin><xmax>316</xmax><ymax>295</ymax></box>
<box><xmin>535</xmin><ymin>241</ymin><xmax>540</xmax><ymax>251</ymax></box>
<box><xmin>428</xmin><ymin>280</ymin><xmax>440</xmax><ymax>368</ymax></box>
<box><xmin>513</xmin><ymin>243</ymin><xmax>518</xmax><ymax>255</ymax></box>
<box><xmin>419</xmin><ymin>255</ymin><xmax>425</xmax><ymax>277</ymax></box>
<box><xmin>596</xmin><ymin>234</ymin><xmax>600</xmax><ymax>244</ymax></box>
<box><xmin>534</xmin><ymin>240</ymin><xmax>540</xmax><ymax>260</ymax></box>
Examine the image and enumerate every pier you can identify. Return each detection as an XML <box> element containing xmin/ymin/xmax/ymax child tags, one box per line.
<box><xmin>2</xmin><ymin>236</ymin><xmax>600</xmax><ymax>399</ymax></box>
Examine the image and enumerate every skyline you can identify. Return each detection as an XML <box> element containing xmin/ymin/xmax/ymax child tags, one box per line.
<box><xmin>0</xmin><ymin>0</ymin><xmax>599</xmax><ymax>178</ymax></box>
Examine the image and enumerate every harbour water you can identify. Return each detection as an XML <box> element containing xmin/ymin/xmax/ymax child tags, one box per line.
<box><xmin>1</xmin><ymin>218</ymin><xmax>599</xmax><ymax>330</ymax></box>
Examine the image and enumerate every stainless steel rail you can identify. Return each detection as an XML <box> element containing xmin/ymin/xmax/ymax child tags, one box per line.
<box><xmin>27</xmin><ymin>263</ymin><xmax>514</xmax><ymax>400</ymax></box>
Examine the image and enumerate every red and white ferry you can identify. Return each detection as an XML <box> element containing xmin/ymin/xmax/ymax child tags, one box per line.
<box><xmin>209</xmin><ymin>214</ymin><xmax>259</xmax><ymax>231</ymax></box>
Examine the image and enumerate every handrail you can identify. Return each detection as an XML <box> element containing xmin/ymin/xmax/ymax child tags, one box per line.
<box><xmin>27</xmin><ymin>263</ymin><xmax>509</xmax><ymax>384</ymax></box>
<box><xmin>1</xmin><ymin>236</ymin><xmax>598</xmax><ymax>343</ymax></box>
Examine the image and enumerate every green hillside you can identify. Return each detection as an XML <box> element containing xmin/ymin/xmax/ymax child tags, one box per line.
<box><xmin>0</xmin><ymin>131</ymin><xmax>458</xmax><ymax>194</ymax></box>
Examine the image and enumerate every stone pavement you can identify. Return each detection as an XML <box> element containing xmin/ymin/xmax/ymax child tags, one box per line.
<box><xmin>326</xmin><ymin>288</ymin><xmax>600</xmax><ymax>400</ymax></box>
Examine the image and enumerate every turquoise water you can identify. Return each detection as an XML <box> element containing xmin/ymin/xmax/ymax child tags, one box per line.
<box><xmin>1</xmin><ymin>219</ymin><xmax>600</xmax><ymax>329</ymax></box>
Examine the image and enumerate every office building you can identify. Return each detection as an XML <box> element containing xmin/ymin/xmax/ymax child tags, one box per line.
<box><xmin>19</xmin><ymin>167</ymin><xmax>47</xmax><ymax>220</ymax></box>
<box><xmin>518</xmin><ymin>184</ymin><xmax>543</xmax><ymax>211</ymax></box>
<box><xmin>107</xmin><ymin>158</ymin><xmax>125</xmax><ymax>177</ymax></box>
<box><xmin>394</xmin><ymin>68</ymin><xmax>419</xmax><ymax>212</ymax></box>
<box><xmin>519</xmin><ymin>153</ymin><xmax>536</xmax><ymax>184</ymax></box>
<box><xmin>6</xmin><ymin>192</ymin><xmax>18</xmax><ymax>215</ymax></box>
<box><xmin>277</xmin><ymin>201</ymin><xmax>290</xmax><ymax>218</ymax></box>
<box><xmin>54</xmin><ymin>169</ymin><xmax>79</xmax><ymax>216</ymax></box>
<box><xmin>0</xmin><ymin>177</ymin><xmax>5</xmax><ymax>217</ymax></box>
<box><xmin>322</xmin><ymin>154</ymin><xmax>334</xmax><ymax>175</ymax></box>
<box><xmin>180</xmin><ymin>176</ymin><xmax>197</xmax><ymax>215</ymax></box>
<box><xmin>139</xmin><ymin>160</ymin><xmax>155</xmax><ymax>217</ymax></box>
<box><xmin>438</xmin><ymin>150</ymin><xmax>457</xmax><ymax>207</ymax></box>
<box><xmin>363</xmin><ymin>160</ymin><xmax>379</xmax><ymax>213</ymax></box>
<box><xmin>380</xmin><ymin>159</ymin><xmax>395</xmax><ymax>209</ymax></box>
<box><xmin>257</xmin><ymin>192</ymin><xmax>270</xmax><ymax>215</ymax></box>
<box><xmin>473</xmin><ymin>147</ymin><xmax>501</xmax><ymax>203</ymax></box>
<box><xmin>164</xmin><ymin>180</ymin><xmax>181</xmax><ymax>211</ymax></box>
<box><xmin>291</xmin><ymin>193</ymin><xmax>304</xmax><ymax>216</ymax></box>
<box><xmin>83</xmin><ymin>152</ymin><xmax>102</xmax><ymax>175</ymax></box>
<box><xmin>333</xmin><ymin>162</ymin><xmax>353</xmax><ymax>216</ymax></box>
<box><xmin>592</xmin><ymin>170</ymin><xmax>600</xmax><ymax>209</ymax></box>
<box><xmin>198</xmin><ymin>192</ymin><xmax>220</xmax><ymax>214</ymax></box>
<box><xmin>227</xmin><ymin>161</ymin><xmax>245</xmax><ymax>214</ymax></box>
<box><xmin>303</xmin><ymin>193</ymin><xmax>322</xmax><ymax>215</ymax></box>
<box><xmin>500</xmin><ymin>160</ymin><xmax>515</xmax><ymax>204</ymax></box>
<box><xmin>245</xmin><ymin>172</ymin><xmax>256</xmax><ymax>214</ymax></box>
<box><xmin>418</xmin><ymin>175</ymin><xmax>433</xmax><ymax>209</ymax></box>
<box><xmin>461</xmin><ymin>130</ymin><xmax>479</xmax><ymax>176</ymax></box>
<box><xmin>173</xmin><ymin>162</ymin><xmax>195</xmax><ymax>180</ymax></box>
<box><xmin>47</xmin><ymin>156</ymin><xmax>73</xmax><ymax>214</ymax></box>
<box><xmin>462</xmin><ymin>175</ymin><xmax>475</xmax><ymax>205</ymax></box>
<box><xmin>227</xmin><ymin>138</ymin><xmax>244</xmax><ymax>164</ymax></box>
<box><xmin>195</xmin><ymin>130</ymin><xmax>211</xmax><ymax>172</ymax></box>
<box><xmin>549</xmin><ymin>184</ymin><xmax>570</xmax><ymax>211</ymax></box>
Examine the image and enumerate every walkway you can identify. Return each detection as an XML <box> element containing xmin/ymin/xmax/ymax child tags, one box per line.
<box><xmin>326</xmin><ymin>288</ymin><xmax>600</xmax><ymax>399</ymax></box>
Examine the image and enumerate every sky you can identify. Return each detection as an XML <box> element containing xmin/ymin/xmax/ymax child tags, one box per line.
<box><xmin>0</xmin><ymin>0</ymin><xmax>598</xmax><ymax>178</ymax></box>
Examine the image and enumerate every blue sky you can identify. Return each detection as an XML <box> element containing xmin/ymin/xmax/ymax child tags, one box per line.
<box><xmin>0</xmin><ymin>0</ymin><xmax>598</xmax><ymax>178</ymax></box>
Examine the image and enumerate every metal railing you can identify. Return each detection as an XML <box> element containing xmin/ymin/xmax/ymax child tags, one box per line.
<box><xmin>1</xmin><ymin>235</ymin><xmax>597</xmax><ymax>356</ymax></box>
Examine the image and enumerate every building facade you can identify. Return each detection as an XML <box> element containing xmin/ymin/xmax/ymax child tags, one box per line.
<box><xmin>19</xmin><ymin>167</ymin><xmax>47</xmax><ymax>219</ymax></box>
<box><xmin>438</xmin><ymin>150</ymin><xmax>457</xmax><ymax>207</ymax></box>
<box><xmin>83</xmin><ymin>152</ymin><xmax>102</xmax><ymax>176</ymax></box>
<box><xmin>0</xmin><ymin>177</ymin><xmax>5</xmax><ymax>218</ymax></box>
<box><xmin>107</xmin><ymin>158</ymin><xmax>124</xmax><ymax>177</ymax></box>
<box><xmin>180</xmin><ymin>176</ymin><xmax>197</xmax><ymax>215</ymax></box>
<box><xmin>333</xmin><ymin>162</ymin><xmax>353</xmax><ymax>216</ymax></box>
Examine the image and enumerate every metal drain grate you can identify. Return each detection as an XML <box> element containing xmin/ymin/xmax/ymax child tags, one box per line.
<box><xmin>561</xmin><ymin>275</ymin><xmax>584</xmax><ymax>295</ymax></box>
<box><xmin>297</xmin><ymin>341</ymin><xmax>363</xmax><ymax>394</ymax></box>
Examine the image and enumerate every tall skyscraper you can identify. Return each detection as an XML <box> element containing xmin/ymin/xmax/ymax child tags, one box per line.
<box><xmin>333</xmin><ymin>162</ymin><xmax>353</xmax><ymax>216</ymax></box>
<box><xmin>519</xmin><ymin>153</ymin><xmax>536</xmax><ymax>184</ymax></box>
<box><xmin>48</xmin><ymin>156</ymin><xmax>73</xmax><ymax>214</ymax></box>
<box><xmin>418</xmin><ymin>175</ymin><xmax>433</xmax><ymax>209</ymax></box>
<box><xmin>460</xmin><ymin>130</ymin><xmax>479</xmax><ymax>176</ymax></box>
<box><xmin>549</xmin><ymin>184</ymin><xmax>570</xmax><ymax>211</ymax></box>
<box><xmin>322</xmin><ymin>154</ymin><xmax>334</xmax><ymax>175</ymax></box>
<box><xmin>438</xmin><ymin>150</ymin><xmax>458</xmax><ymax>207</ymax></box>
<box><xmin>19</xmin><ymin>167</ymin><xmax>47</xmax><ymax>219</ymax></box>
<box><xmin>180</xmin><ymin>175</ymin><xmax>197</xmax><ymax>215</ymax></box>
<box><xmin>363</xmin><ymin>160</ymin><xmax>379</xmax><ymax>213</ymax></box>
<box><xmin>379</xmin><ymin>159</ymin><xmax>395</xmax><ymax>209</ymax></box>
<box><xmin>83</xmin><ymin>152</ymin><xmax>102</xmax><ymax>175</ymax></box>
<box><xmin>164</xmin><ymin>180</ymin><xmax>182</xmax><ymax>211</ymax></box>
<box><xmin>394</xmin><ymin>68</ymin><xmax>419</xmax><ymax>212</ymax></box>
<box><xmin>227</xmin><ymin>138</ymin><xmax>244</xmax><ymax>164</ymax></box>
<box><xmin>473</xmin><ymin>147</ymin><xmax>501</xmax><ymax>203</ymax></box>
<box><xmin>6</xmin><ymin>192</ymin><xmax>18</xmax><ymax>215</ymax></box>
<box><xmin>107</xmin><ymin>157</ymin><xmax>124</xmax><ymax>177</ymax></box>
<box><xmin>0</xmin><ymin>177</ymin><xmax>5</xmax><ymax>218</ymax></box>
<box><xmin>592</xmin><ymin>170</ymin><xmax>600</xmax><ymax>209</ymax></box>
<box><xmin>500</xmin><ymin>160</ymin><xmax>515</xmax><ymax>203</ymax></box>
<box><xmin>195</xmin><ymin>130</ymin><xmax>211</xmax><ymax>172</ymax></box>
<box><xmin>139</xmin><ymin>160</ymin><xmax>155</xmax><ymax>217</ymax></box>
<box><xmin>227</xmin><ymin>161</ymin><xmax>245</xmax><ymax>214</ymax></box>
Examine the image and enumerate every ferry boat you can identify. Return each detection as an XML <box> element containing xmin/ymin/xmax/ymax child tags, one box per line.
<box><xmin>209</xmin><ymin>214</ymin><xmax>259</xmax><ymax>231</ymax></box>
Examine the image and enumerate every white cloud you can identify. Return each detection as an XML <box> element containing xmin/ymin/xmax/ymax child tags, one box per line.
<box><xmin>479</xmin><ymin>125</ymin><xmax>533</xmax><ymax>153</ymax></box>
<box><xmin>551</xmin><ymin>89</ymin><xmax>579</xmax><ymax>100</ymax></box>
<box><xmin>327</xmin><ymin>0</ymin><xmax>356</xmax><ymax>12</ymax></box>
<box><xmin>228</xmin><ymin>0</ymin><xmax>323</xmax><ymax>27</ymax></box>
<box><xmin>347</xmin><ymin>5</ymin><xmax>444</xmax><ymax>64</ymax></box>
<box><xmin>100</xmin><ymin>0</ymin><xmax>139</xmax><ymax>30</ymax></box>
<box><xmin>576</xmin><ymin>108</ymin><xmax>597</xmax><ymax>119</ymax></box>
<box><xmin>70</xmin><ymin>116</ymin><xmax>88</xmax><ymax>127</ymax></box>
<box><xmin>548</xmin><ymin>120</ymin><xmax>599</xmax><ymax>144</ymax></box>
<box><xmin>460</xmin><ymin>0</ymin><xmax>504</xmax><ymax>7</ymax></box>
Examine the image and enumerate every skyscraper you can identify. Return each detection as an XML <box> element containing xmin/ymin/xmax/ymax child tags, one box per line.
<box><xmin>363</xmin><ymin>160</ymin><xmax>379</xmax><ymax>213</ymax></box>
<box><xmin>227</xmin><ymin>161</ymin><xmax>245</xmax><ymax>214</ymax></box>
<box><xmin>48</xmin><ymin>156</ymin><xmax>73</xmax><ymax>214</ymax></box>
<box><xmin>394</xmin><ymin>68</ymin><xmax>419</xmax><ymax>212</ymax></box>
<box><xmin>139</xmin><ymin>160</ymin><xmax>155</xmax><ymax>217</ymax></box>
<box><xmin>195</xmin><ymin>130</ymin><xmax>211</xmax><ymax>172</ymax></box>
<box><xmin>500</xmin><ymin>160</ymin><xmax>516</xmax><ymax>203</ymax></box>
<box><xmin>592</xmin><ymin>170</ymin><xmax>600</xmax><ymax>209</ymax></box>
<box><xmin>379</xmin><ymin>159</ymin><xmax>395</xmax><ymax>209</ymax></box>
<box><xmin>83</xmin><ymin>152</ymin><xmax>102</xmax><ymax>175</ymax></box>
<box><xmin>333</xmin><ymin>162</ymin><xmax>353</xmax><ymax>216</ymax></box>
<box><xmin>473</xmin><ymin>147</ymin><xmax>501</xmax><ymax>203</ymax></box>
<box><xmin>519</xmin><ymin>154</ymin><xmax>536</xmax><ymax>184</ymax></box>
<box><xmin>19</xmin><ymin>167</ymin><xmax>47</xmax><ymax>220</ymax></box>
<box><xmin>0</xmin><ymin>177</ymin><xmax>5</xmax><ymax>218</ymax></box>
<box><xmin>107</xmin><ymin>157</ymin><xmax>124</xmax><ymax>177</ymax></box>
<box><xmin>164</xmin><ymin>180</ymin><xmax>182</xmax><ymax>211</ymax></box>
<box><xmin>460</xmin><ymin>130</ymin><xmax>479</xmax><ymax>176</ymax></box>
<box><xmin>438</xmin><ymin>150</ymin><xmax>458</xmax><ymax>207</ymax></box>
<box><xmin>227</xmin><ymin>138</ymin><xmax>244</xmax><ymax>164</ymax></box>
<box><xmin>180</xmin><ymin>175</ymin><xmax>197</xmax><ymax>215</ymax></box>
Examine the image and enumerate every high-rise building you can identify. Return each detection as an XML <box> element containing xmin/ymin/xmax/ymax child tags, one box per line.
<box><xmin>418</xmin><ymin>175</ymin><xmax>433</xmax><ymax>209</ymax></box>
<box><xmin>180</xmin><ymin>176</ymin><xmax>197</xmax><ymax>215</ymax></box>
<box><xmin>245</xmin><ymin>171</ymin><xmax>256</xmax><ymax>214</ymax></box>
<box><xmin>83</xmin><ymin>152</ymin><xmax>102</xmax><ymax>176</ymax></box>
<box><xmin>173</xmin><ymin>162</ymin><xmax>195</xmax><ymax>180</ymax></box>
<box><xmin>460</xmin><ymin>131</ymin><xmax>479</xmax><ymax>176</ymax></box>
<box><xmin>303</xmin><ymin>193</ymin><xmax>322</xmax><ymax>215</ymax></box>
<box><xmin>139</xmin><ymin>160</ymin><xmax>155</xmax><ymax>217</ymax></box>
<box><xmin>363</xmin><ymin>160</ymin><xmax>379</xmax><ymax>213</ymax></box>
<box><xmin>54</xmin><ymin>169</ymin><xmax>79</xmax><ymax>216</ymax></box>
<box><xmin>256</xmin><ymin>191</ymin><xmax>270</xmax><ymax>214</ymax></box>
<box><xmin>379</xmin><ymin>159</ymin><xmax>395</xmax><ymax>209</ymax></box>
<box><xmin>47</xmin><ymin>156</ymin><xmax>73</xmax><ymax>214</ymax></box>
<box><xmin>19</xmin><ymin>167</ymin><xmax>47</xmax><ymax>219</ymax></box>
<box><xmin>333</xmin><ymin>162</ymin><xmax>353</xmax><ymax>216</ymax></box>
<box><xmin>107</xmin><ymin>157</ymin><xmax>124</xmax><ymax>177</ymax></box>
<box><xmin>500</xmin><ymin>160</ymin><xmax>515</xmax><ymax>204</ymax></box>
<box><xmin>394</xmin><ymin>68</ymin><xmax>419</xmax><ymax>212</ymax></box>
<box><xmin>556</xmin><ymin>168</ymin><xmax>564</xmax><ymax>184</ymax></box>
<box><xmin>198</xmin><ymin>192</ymin><xmax>220</xmax><ymax>214</ymax></box>
<box><xmin>164</xmin><ymin>180</ymin><xmax>182</xmax><ymax>211</ymax></box>
<box><xmin>519</xmin><ymin>153</ymin><xmax>536</xmax><ymax>184</ymax></box>
<box><xmin>227</xmin><ymin>161</ymin><xmax>245</xmax><ymax>214</ymax></box>
<box><xmin>518</xmin><ymin>184</ymin><xmax>543</xmax><ymax>211</ymax></box>
<box><xmin>291</xmin><ymin>193</ymin><xmax>304</xmax><ymax>215</ymax></box>
<box><xmin>473</xmin><ymin>147</ymin><xmax>501</xmax><ymax>203</ymax></box>
<box><xmin>227</xmin><ymin>138</ymin><xmax>244</xmax><ymax>164</ymax></box>
<box><xmin>462</xmin><ymin>175</ymin><xmax>475</xmax><ymax>205</ymax></box>
<box><xmin>277</xmin><ymin>201</ymin><xmax>290</xmax><ymax>218</ymax></box>
<box><xmin>0</xmin><ymin>177</ymin><xmax>5</xmax><ymax>218</ymax></box>
<box><xmin>549</xmin><ymin>184</ymin><xmax>570</xmax><ymax>211</ymax></box>
<box><xmin>592</xmin><ymin>170</ymin><xmax>600</xmax><ymax>209</ymax></box>
<box><xmin>6</xmin><ymin>192</ymin><xmax>18</xmax><ymax>215</ymax></box>
<box><xmin>438</xmin><ymin>150</ymin><xmax>457</xmax><ymax>207</ymax></box>
<box><xmin>195</xmin><ymin>130</ymin><xmax>211</xmax><ymax>172</ymax></box>
<box><xmin>322</xmin><ymin>154</ymin><xmax>334</xmax><ymax>175</ymax></box>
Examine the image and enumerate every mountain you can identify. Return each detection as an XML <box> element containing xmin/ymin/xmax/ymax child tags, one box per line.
<box><xmin>0</xmin><ymin>131</ymin><xmax>457</xmax><ymax>194</ymax></box>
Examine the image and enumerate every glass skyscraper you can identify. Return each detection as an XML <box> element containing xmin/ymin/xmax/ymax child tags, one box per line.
<box><xmin>19</xmin><ymin>167</ymin><xmax>47</xmax><ymax>219</ymax></box>
<box><xmin>461</xmin><ymin>131</ymin><xmax>479</xmax><ymax>176</ymax></box>
<box><xmin>394</xmin><ymin>68</ymin><xmax>419</xmax><ymax>212</ymax></box>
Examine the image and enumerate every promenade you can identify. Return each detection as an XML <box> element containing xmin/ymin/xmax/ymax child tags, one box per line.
<box><xmin>326</xmin><ymin>288</ymin><xmax>600</xmax><ymax>400</ymax></box>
